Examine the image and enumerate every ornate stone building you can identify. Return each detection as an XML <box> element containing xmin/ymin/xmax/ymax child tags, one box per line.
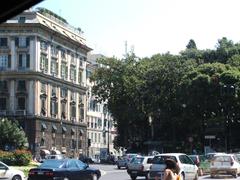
<box><xmin>0</xmin><ymin>9</ymin><xmax>92</xmax><ymax>157</ymax></box>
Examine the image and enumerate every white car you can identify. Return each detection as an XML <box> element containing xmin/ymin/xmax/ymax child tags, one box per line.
<box><xmin>127</xmin><ymin>155</ymin><xmax>154</xmax><ymax>180</ymax></box>
<box><xmin>0</xmin><ymin>161</ymin><xmax>25</xmax><ymax>180</ymax></box>
<box><xmin>148</xmin><ymin>153</ymin><xmax>198</xmax><ymax>180</ymax></box>
<box><xmin>210</xmin><ymin>154</ymin><xmax>240</xmax><ymax>178</ymax></box>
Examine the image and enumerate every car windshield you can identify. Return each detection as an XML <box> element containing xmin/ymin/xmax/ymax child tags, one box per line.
<box><xmin>213</xmin><ymin>156</ymin><xmax>232</xmax><ymax>162</ymax></box>
<box><xmin>130</xmin><ymin>157</ymin><xmax>144</xmax><ymax>164</ymax></box>
<box><xmin>152</xmin><ymin>156</ymin><xmax>177</xmax><ymax>164</ymax></box>
<box><xmin>39</xmin><ymin>159</ymin><xmax>66</xmax><ymax>168</ymax></box>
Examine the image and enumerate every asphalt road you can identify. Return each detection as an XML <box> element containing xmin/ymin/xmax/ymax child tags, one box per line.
<box><xmin>90</xmin><ymin>164</ymin><xmax>240</xmax><ymax>180</ymax></box>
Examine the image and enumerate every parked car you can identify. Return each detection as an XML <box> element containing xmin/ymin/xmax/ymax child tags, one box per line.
<box><xmin>46</xmin><ymin>154</ymin><xmax>65</xmax><ymax>160</ymax></box>
<box><xmin>205</xmin><ymin>152</ymin><xmax>226</xmax><ymax>161</ymax></box>
<box><xmin>0</xmin><ymin>161</ymin><xmax>25</xmax><ymax>180</ymax></box>
<box><xmin>210</xmin><ymin>154</ymin><xmax>240</xmax><ymax>178</ymax></box>
<box><xmin>28</xmin><ymin>159</ymin><xmax>101</xmax><ymax>180</ymax></box>
<box><xmin>127</xmin><ymin>155</ymin><xmax>154</xmax><ymax>180</ymax></box>
<box><xmin>148</xmin><ymin>153</ymin><xmax>199</xmax><ymax>180</ymax></box>
<box><xmin>79</xmin><ymin>155</ymin><xmax>95</xmax><ymax>164</ymax></box>
<box><xmin>116</xmin><ymin>153</ymin><xmax>139</xmax><ymax>169</ymax></box>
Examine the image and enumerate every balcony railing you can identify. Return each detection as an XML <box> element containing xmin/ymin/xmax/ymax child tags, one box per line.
<box><xmin>15</xmin><ymin>110</ymin><xmax>26</xmax><ymax>116</ymax></box>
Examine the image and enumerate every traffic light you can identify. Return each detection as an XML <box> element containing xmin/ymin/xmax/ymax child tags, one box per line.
<box><xmin>88</xmin><ymin>138</ymin><xmax>91</xmax><ymax>147</ymax></box>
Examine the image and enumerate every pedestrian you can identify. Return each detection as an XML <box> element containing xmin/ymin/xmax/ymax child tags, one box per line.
<box><xmin>162</xmin><ymin>158</ymin><xmax>180</xmax><ymax>180</ymax></box>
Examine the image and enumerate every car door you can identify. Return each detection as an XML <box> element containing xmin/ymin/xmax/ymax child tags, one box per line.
<box><xmin>0</xmin><ymin>162</ymin><xmax>9</xmax><ymax>179</ymax></box>
<box><xmin>66</xmin><ymin>159</ymin><xmax>84</xmax><ymax>180</ymax></box>
<box><xmin>179</xmin><ymin>155</ymin><xmax>196</xmax><ymax>179</ymax></box>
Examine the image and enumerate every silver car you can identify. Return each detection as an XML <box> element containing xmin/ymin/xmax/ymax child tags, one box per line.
<box><xmin>127</xmin><ymin>155</ymin><xmax>154</xmax><ymax>180</ymax></box>
<box><xmin>116</xmin><ymin>153</ymin><xmax>138</xmax><ymax>169</ymax></box>
<box><xmin>148</xmin><ymin>153</ymin><xmax>198</xmax><ymax>180</ymax></box>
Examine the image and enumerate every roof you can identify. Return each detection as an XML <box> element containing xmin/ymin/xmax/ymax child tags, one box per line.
<box><xmin>0</xmin><ymin>0</ymin><xmax>43</xmax><ymax>23</ymax></box>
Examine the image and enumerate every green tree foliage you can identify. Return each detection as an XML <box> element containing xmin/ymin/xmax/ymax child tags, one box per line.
<box><xmin>91</xmin><ymin>37</ymin><xmax>240</xmax><ymax>153</ymax></box>
<box><xmin>0</xmin><ymin>118</ymin><xmax>28</xmax><ymax>150</ymax></box>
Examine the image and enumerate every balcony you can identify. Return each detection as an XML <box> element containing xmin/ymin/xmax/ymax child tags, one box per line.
<box><xmin>15</xmin><ymin>110</ymin><xmax>26</xmax><ymax>116</ymax></box>
<box><xmin>0</xmin><ymin>110</ymin><xmax>6</xmax><ymax>116</ymax></box>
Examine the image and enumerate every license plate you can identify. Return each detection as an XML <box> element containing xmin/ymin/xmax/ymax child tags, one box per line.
<box><xmin>38</xmin><ymin>171</ymin><xmax>44</xmax><ymax>175</ymax></box>
<box><xmin>132</xmin><ymin>171</ymin><xmax>137</xmax><ymax>173</ymax></box>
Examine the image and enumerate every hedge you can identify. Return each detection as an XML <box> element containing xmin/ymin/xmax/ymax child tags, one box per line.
<box><xmin>0</xmin><ymin>150</ymin><xmax>32</xmax><ymax>166</ymax></box>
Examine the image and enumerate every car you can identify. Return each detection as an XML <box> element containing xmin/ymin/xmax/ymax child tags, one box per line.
<box><xmin>127</xmin><ymin>155</ymin><xmax>154</xmax><ymax>180</ymax></box>
<box><xmin>0</xmin><ymin>161</ymin><xmax>25</xmax><ymax>180</ymax></box>
<box><xmin>116</xmin><ymin>153</ymin><xmax>139</xmax><ymax>169</ymax></box>
<box><xmin>189</xmin><ymin>155</ymin><xmax>201</xmax><ymax>167</ymax></box>
<box><xmin>28</xmin><ymin>159</ymin><xmax>101</xmax><ymax>180</ymax></box>
<box><xmin>210</xmin><ymin>154</ymin><xmax>240</xmax><ymax>178</ymax></box>
<box><xmin>79</xmin><ymin>155</ymin><xmax>95</xmax><ymax>164</ymax></box>
<box><xmin>148</xmin><ymin>153</ymin><xmax>199</xmax><ymax>180</ymax></box>
<box><xmin>205</xmin><ymin>152</ymin><xmax>226</xmax><ymax>161</ymax></box>
<box><xmin>46</xmin><ymin>154</ymin><xmax>65</xmax><ymax>160</ymax></box>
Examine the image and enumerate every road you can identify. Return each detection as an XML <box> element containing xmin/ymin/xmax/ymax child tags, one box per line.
<box><xmin>90</xmin><ymin>164</ymin><xmax>240</xmax><ymax>180</ymax></box>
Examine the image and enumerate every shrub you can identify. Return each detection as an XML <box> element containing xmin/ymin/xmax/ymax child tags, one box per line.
<box><xmin>14</xmin><ymin>149</ymin><xmax>32</xmax><ymax>166</ymax></box>
<box><xmin>0</xmin><ymin>150</ymin><xmax>15</xmax><ymax>165</ymax></box>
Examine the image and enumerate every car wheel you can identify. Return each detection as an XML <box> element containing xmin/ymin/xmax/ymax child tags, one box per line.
<box><xmin>130</xmin><ymin>175</ymin><xmax>137</xmax><ymax>180</ymax></box>
<box><xmin>180</xmin><ymin>173</ymin><xmax>185</xmax><ymax>180</ymax></box>
<box><xmin>12</xmin><ymin>175</ymin><xmax>22</xmax><ymax>180</ymax></box>
<box><xmin>233</xmin><ymin>171</ymin><xmax>238</xmax><ymax>178</ymax></box>
<box><xmin>91</xmin><ymin>174</ymin><xmax>98</xmax><ymax>180</ymax></box>
<box><xmin>193</xmin><ymin>172</ymin><xmax>198</xmax><ymax>180</ymax></box>
<box><xmin>210</xmin><ymin>173</ymin><xmax>215</xmax><ymax>178</ymax></box>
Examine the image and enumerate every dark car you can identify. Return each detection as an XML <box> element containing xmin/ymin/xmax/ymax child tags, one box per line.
<box><xmin>79</xmin><ymin>155</ymin><xmax>94</xmax><ymax>164</ymax></box>
<box><xmin>28</xmin><ymin>159</ymin><xmax>101</xmax><ymax>180</ymax></box>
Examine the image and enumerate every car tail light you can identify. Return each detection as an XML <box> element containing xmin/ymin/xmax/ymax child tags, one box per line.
<box><xmin>44</xmin><ymin>171</ymin><xmax>54</xmax><ymax>176</ymax></box>
<box><xmin>28</xmin><ymin>170</ymin><xmax>36</xmax><ymax>176</ymax></box>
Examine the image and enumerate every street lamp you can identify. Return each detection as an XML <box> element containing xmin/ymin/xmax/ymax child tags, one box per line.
<box><xmin>148</xmin><ymin>115</ymin><xmax>153</xmax><ymax>139</ymax></box>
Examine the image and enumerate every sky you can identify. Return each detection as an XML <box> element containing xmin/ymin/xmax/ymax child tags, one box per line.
<box><xmin>34</xmin><ymin>0</ymin><xmax>240</xmax><ymax>58</ymax></box>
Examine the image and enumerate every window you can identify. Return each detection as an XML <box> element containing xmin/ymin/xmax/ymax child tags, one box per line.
<box><xmin>41</xmin><ymin>83</ymin><xmax>46</xmax><ymax>94</ymax></box>
<box><xmin>17</xmin><ymin>97</ymin><xmax>25</xmax><ymax>110</ymax></box>
<box><xmin>70</xmin><ymin>66</ymin><xmax>76</xmax><ymax>81</ymax></box>
<box><xmin>40</xmin><ymin>98</ymin><xmax>46</xmax><ymax>116</ymax></box>
<box><xmin>51</xmin><ymin>45</ymin><xmax>58</xmax><ymax>57</ymax></box>
<box><xmin>0</xmin><ymin>81</ymin><xmax>7</xmax><ymax>91</ymax></box>
<box><xmin>18</xmin><ymin>53</ymin><xmax>30</xmax><ymax>69</ymax></box>
<box><xmin>40</xmin><ymin>54</ymin><xmax>48</xmax><ymax>73</ymax></box>
<box><xmin>0</xmin><ymin>38</ymin><xmax>7</xmax><ymax>47</ymax></box>
<box><xmin>60</xmin><ymin>49</ymin><xmax>66</xmax><ymax>59</ymax></box>
<box><xmin>51</xmin><ymin>58</ymin><xmax>58</xmax><ymax>76</ymax></box>
<box><xmin>61</xmin><ymin>88</ymin><xmax>67</xmax><ymax>98</ymax></box>
<box><xmin>40</xmin><ymin>41</ymin><xmax>48</xmax><ymax>52</ymax></box>
<box><xmin>17</xmin><ymin>80</ymin><xmax>26</xmax><ymax>91</ymax></box>
<box><xmin>78</xmin><ymin>70</ymin><xmax>82</xmax><ymax>84</ymax></box>
<box><xmin>52</xmin><ymin>86</ymin><xmax>56</xmax><ymax>97</ymax></box>
<box><xmin>18</xmin><ymin>37</ymin><xmax>29</xmax><ymax>47</ymax></box>
<box><xmin>51</xmin><ymin>100</ymin><xmax>58</xmax><ymax>117</ymax></box>
<box><xmin>0</xmin><ymin>54</ymin><xmax>10</xmax><ymax>69</ymax></box>
<box><xmin>0</xmin><ymin>98</ymin><xmax>6</xmax><ymax>110</ymax></box>
<box><xmin>18</xmin><ymin>17</ymin><xmax>26</xmax><ymax>23</ymax></box>
<box><xmin>61</xmin><ymin>62</ymin><xmax>68</xmax><ymax>80</ymax></box>
<box><xmin>71</xmin><ymin>92</ymin><xmax>76</xmax><ymax>101</ymax></box>
<box><xmin>79</xmin><ymin>104</ymin><xmax>84</xmax><ymax>121</ymax></box>
<box><xmin>70</xmin><ymin>106</ymin><xmax>76</xmax><ymax>118</ymax></box>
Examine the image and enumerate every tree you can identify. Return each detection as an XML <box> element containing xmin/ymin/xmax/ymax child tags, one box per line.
<box><xmin>186</xmin><ymin>39</ymin><xmax>197</xmax><ymax>49</ymax></box>
<box><xmin>0</xmin><ymin>118</ymin><xmax>28</xmax><ymax>150</ymax></box>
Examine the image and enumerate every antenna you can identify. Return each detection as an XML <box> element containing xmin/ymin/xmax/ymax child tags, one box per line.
<box><xmin>125</xmin><ymin>41</ymin><xmax>128</xmax><ymax>57</ymax></box>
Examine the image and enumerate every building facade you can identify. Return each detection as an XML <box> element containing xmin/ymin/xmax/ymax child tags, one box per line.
<box><xmin>0</xmin><ymin>9</ymin><xmax>92</xmax><ymax>158</ymax></box>
<box><xmin>86</xmin><ymin>54</ymin><xmax>120</xmax><ymax>161</ymax></box>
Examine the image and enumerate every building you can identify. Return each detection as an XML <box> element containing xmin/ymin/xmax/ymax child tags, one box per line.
<box><xmin>0</xmin><ymin>8</ymin><xmax>92</xmax><ymax>158</ymax></box>
<box><xmin>86</xmin><ymin>54</ymin><xmax>120</xmax><ymax>161</ymax></box>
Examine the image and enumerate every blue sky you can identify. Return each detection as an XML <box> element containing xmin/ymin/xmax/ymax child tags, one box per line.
<box><xmin>34</xmin><ymin>0</ymin><xmax>240</xmax><ymax>58</ymax></box>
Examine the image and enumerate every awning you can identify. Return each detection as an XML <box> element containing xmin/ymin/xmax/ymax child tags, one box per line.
<box><xmin>40</xmin><ymin>149</ymin><xmax>50</xmax><ymax>155</ymax></box>
<box><xmin>79</xmin><ymin>129</ymin><xmax>84</xmax><ymax>136</ymax></box>
<box><xmin>52</xmin><ymin>124</ymin><xmax>57</xmax><ymax>132</ymax></box>
<box><xmin>71</xmin><ymin>128</ymin><xmax>75</xmax><ymax>135</ymax></box>
<box><xmin>62</xmin><ymin>126</ymin><xmax>67</xmax><ymax>133</ymax></box>
<box><xmin>41</xmin><ymin>123</ymin><xmax>47</xmax><ymax>130</ymax></box>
